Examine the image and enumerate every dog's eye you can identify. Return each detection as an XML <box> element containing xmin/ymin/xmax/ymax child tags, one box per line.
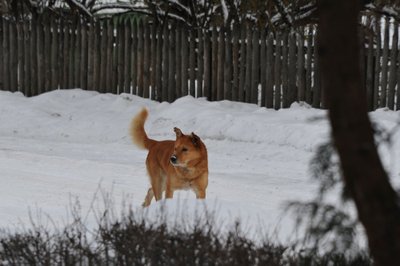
<box><xmin>182</xmin><ymin>147</ymin><xmax>188</xmax><ymax>152</ymax></box>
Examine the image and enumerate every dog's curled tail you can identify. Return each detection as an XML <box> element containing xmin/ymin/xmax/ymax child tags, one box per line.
<box><xmin>130</xmin><ymin>108</ymin><xmax>154</xmax><ymax>150</ymax></box>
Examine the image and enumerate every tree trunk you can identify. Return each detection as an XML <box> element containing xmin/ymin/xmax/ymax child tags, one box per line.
<box><xmin>317</xmin><ymin>0</ymin><xmax>400</xmax><ymax>265</ymax></box>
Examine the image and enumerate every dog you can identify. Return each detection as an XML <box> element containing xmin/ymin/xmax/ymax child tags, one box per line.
<box><xmin>130</xmin><ymin>108</ymin><xmax>208</xmax><ymax>207</ymax></box>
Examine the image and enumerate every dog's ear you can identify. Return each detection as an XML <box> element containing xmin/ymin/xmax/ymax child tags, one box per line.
<box><xmin>191</xmin><ymin>132</ymin><xmax>201</xmax><ymax>147</ymax></box>
<box><xmin>174</xmin><ymin>127</ymin><xmax>183</xmax><ymax>138</ymax></box>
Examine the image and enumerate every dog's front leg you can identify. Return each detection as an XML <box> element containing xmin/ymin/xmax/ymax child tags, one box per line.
<box><xmin>165</xmin><ymin>187</ymin><xmax>174</xmax><ymax>199</ymax></box>
<box><xmin>195</xmin><ymin>189</ymin><xmax>206</xmax><ymax>199</ymax></box>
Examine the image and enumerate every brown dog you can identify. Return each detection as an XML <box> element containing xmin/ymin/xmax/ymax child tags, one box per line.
<box><xmin>130</xmin><ymin>108</ymin><xmax>208</xmax><ymax>207</ymax></box>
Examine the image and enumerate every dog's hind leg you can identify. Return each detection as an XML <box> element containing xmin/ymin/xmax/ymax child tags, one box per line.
<box><xmin>142</xmin><ymin>188</ymin><xmax>154</xmax><ymax>207</ymax></box>
<box><xmin>146</xmin><ymin>164</ymin><xmax>164</xmax><ymax>202</ymax></box>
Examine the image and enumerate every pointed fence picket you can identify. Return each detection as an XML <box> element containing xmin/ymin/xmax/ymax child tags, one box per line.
<box><xmin>0</xmin><ymin>14</ymin><xmax>399</xmax><ymax>110</ymax></box>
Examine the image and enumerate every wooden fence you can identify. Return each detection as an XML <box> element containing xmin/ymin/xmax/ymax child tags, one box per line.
<box><xmin>0</xmin><ymin>15</ymin><xmax>398</xmax><ymax>110</ymax></box>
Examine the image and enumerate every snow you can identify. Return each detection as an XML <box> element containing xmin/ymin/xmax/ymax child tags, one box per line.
<box><xmin>0</xmin><ymin>89</ymin><xmax>399</xmax><ymax>246</ymax></box>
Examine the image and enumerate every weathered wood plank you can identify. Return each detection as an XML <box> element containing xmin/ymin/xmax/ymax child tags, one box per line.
<box><xmin>23</xmin><ymin>20</ymin><xmax>31</xmax><ymax>95</ymax></box>
<box><xmin>281</xmin><ymin>31</ymin><xmax>288</xmax><ymax>107</ymax></box>
<box><xmin>297</xmin><ymin>29</ymin><xmax>306</xmax><ymax>102</ymax></box>
<box><xmin>3</xmin><ymin>19</ymin><xmax>10</xmax><ymax>91</ymax></box>
<box><xmin>313</xmin><ymin>27</ymin><xmax>321</xmax><ymax>108</ymax></box>
<box><xmin>98</xmin><ymin>21</ymin><xmax>106</xmax><ymax>93</ymax></box>
<box><xmin>374</xmin><ymin>16</ymin><xmax>381</xmax><ymax>109</ymax></box>
<box><xmin>51</xmin><ymin>17</ymin><xmax>59</xmax><ymax>91</ymax></box>
<box><xmin>203</xmin><ymin>29</ymin><xmax>211</xmax><ymax>100</ymax></box>
<box><xmin>37</xmin><ymin>16</ymin><xmax>45</xmax><ymax>94</ymax></box>
<box><xmin>366</xmin><ymin>17</ymin><xmax>374</xmax><ymax>111</ymax></box>
<box><xmin>232</xmin><ymin>25</ymin><xmax>239</xmax><ymax>102</ymax></box>
<box><xmin>16</xmin><ymin>21</ymin><xmax>24</xmax><ymax>93</ymax></box>
<box><xmin>150</xmin><ymin>23</ymin><xmax>157</xmax><ymax>99</ymax></box>
<box><xmin>60</xmin><ymin>19</ymin><xmax>71</xmax><ymax>90</ymax></box>
<box><xmin>123</xmin><ymin>20</ymin><xmax>132</xmax><ymax>94</ymax></box>
<box><xmin>197</xmin><ymin>28</ymin><xmax>204</xmax><ymax>97</ymax></box>
<box><xmin>181</xmin><ymin>26</ymin><xmax>189</xmax><ymax>96</ymax></box>
<box><xmin>168</xmin><ymin>23</ymin><xmax>176</xmax><ymax>102</ymax></box>
<box><xmin>217</xmin><ymin>28</ymin><xmax>225</xmax><ymax>101</ymax></box>
<box><xmin>161</xmin><ymin>24</ymin><xmax>169</xmax><ymax>101</ymax></box>
<box><xmin>80</xmin><ymin>19</ymin><xmax>88</xmax><ymax>91</ymax></box>
<box><xmin>305</xmin><ymin>26</ymin><xmax>313</xmax><ymax>104</ymax></box>
<box><xmin>137</xmin><ymin>20</ymin><xmax>144</xmax><ymax>97</ymax></box>
<box><xmin>87</xmin><ymin>19</ymin><xmax>94</xmax><ymax>91</ymax></box>
<box><xmin>93</xmin><ymin>20</ymin><xmax>101</xmax><ymax>92</ymax></box>
<box><xmin>155</xmin><ymin>23</ymin><xmax>162</xmax><ymax>101</ymax></box>
<box><xmin>144</xmin><ymin>21</ymin><xmax>151</xmax><ymax>98</ymax></box>
<box><xmin>0</xmin><ymin>18</ymin><xmax>3</xmax><ymax>91</ymax></box>
<box><xmin>74</xmin><ymin>18</ymin><xmax>81</xmax><ymax>89</ymax></box>
<box><xmin>43</xmin><ymin>15</ymin><xmax>51</xmax><ymax>91</ymax></box>
<box><xmin>211</xmin><ymin>27</ymin><xmax>218</xmax><ymax>101</ymax></box>
<box><xmin>380</xmin><ymin>16</ymin><xmax>390</xmax><ymax>107</ymax></box>
<box><xmin>388</xmin><ymin>21</ymin><xmax>398</xmax><ymax>110</ymax></box>
<box><xmin>266</xmin><ymin>32</ymin><xmax>274</xmax><ymax>108</ymax></box>
<box><xmin>189</xmin><ymin>29</ymin><xmax>196</xmax><ymax>96</ymax></box>
<box><xmin>250</xmin><ymin>28</ymin><xmax>259</xmax><ymax>104</ymax></box>
<box><xmin>224</xmin><ymin>29</ymin><xmax>232</xmax><ymax>100</ymax></box>
<box><xmin>260</xmin><ymin>28</ymin><xmax>266</xmax><ymax>106</ymax></box>
<box><xmin>274</xmin><ymin>33</ymin><xmax>282</xmax><ymax>110</ymax></box>
<box><xmin>244</xmin><ymin>24</ymin><xmax>252</xmax><ymax>103</ymax></box>
<box><xmin>131</xmin><ymin>20</ymin><xmax>138</xmax><ymax>95</ymax></box>
<box><xmin>174</xmin><ymin>24</ymin><xmax>182</xmax><ymax>98</ymax></box>
<box><xmin>9</xmin><ymin>21</ymin><xmax>17</xmax><ymax>92</ymax></box>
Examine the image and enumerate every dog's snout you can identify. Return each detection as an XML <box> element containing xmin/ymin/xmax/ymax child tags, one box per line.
<box><xmin>170</xmin><ymin>155</ymin><xmax>177</xmax><ymax>164</ymax></box>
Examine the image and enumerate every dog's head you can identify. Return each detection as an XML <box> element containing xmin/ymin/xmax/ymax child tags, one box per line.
<box><xmin>170</xmin><ymin>127</ymin><xmax>206</xmax><ymax>167</ymax></box>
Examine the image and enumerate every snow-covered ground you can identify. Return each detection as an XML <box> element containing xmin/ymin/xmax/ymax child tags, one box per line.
<box><xmin>0</xmin><ymin>89</ymin><xmax>399</xmax><ymax>246</ymax></box>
